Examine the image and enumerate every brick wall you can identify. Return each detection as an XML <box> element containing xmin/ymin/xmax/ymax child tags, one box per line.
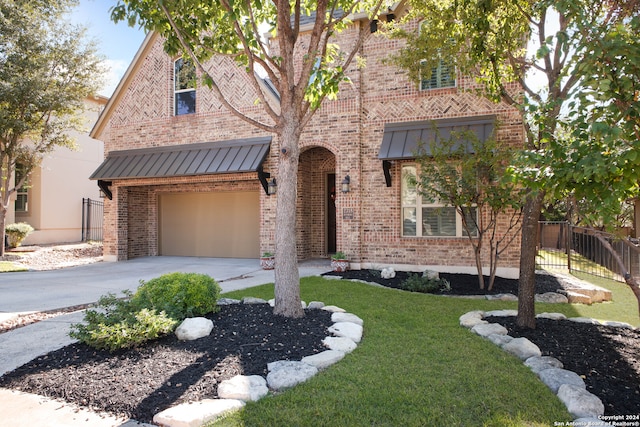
<box><xmin>98</xmin><ymin>19</ymin><xmax>524</xmax><ymax>271</ymax></box>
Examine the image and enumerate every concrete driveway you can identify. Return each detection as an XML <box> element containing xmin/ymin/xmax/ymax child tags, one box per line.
<box><xmin>0</xmin><ymin>256</ymin><xmax>331</xmax><ymax>314</ymax></box>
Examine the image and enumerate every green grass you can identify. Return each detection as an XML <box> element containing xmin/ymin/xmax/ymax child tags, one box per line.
<box><xmin>0</xmin><ymin>261</ymin><xmax>27</xmax><ymax>272</ymax></box>
<box><xmin>209</xmin><ymin>277</ymin><xmax>574</xmax><ymax>427</ymax></box>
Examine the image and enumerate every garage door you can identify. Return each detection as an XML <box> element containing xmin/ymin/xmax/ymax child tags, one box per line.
<box><xmin>159</xmin><ymin>192</ymin><xmax>260</xmax><ymax>258</ymax></box>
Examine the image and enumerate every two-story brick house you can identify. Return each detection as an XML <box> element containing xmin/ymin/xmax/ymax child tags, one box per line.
<box><xmin>90</xmin><ymin>8</ymin><xmax>524</xmax><ymax>277</ymax></box>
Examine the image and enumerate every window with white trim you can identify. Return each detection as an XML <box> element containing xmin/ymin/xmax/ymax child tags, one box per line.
<box><xmin>174</xmin><ymin>58</ymin><xmax>196</xmax><ymax>115</ymax></box>
<box><xmin>401</xmin><ymin>165</ymin><xmax>477</xmax><ymax>237</ymax></box>
<box><xmin>420</xmin><ymin>59</ymin><xmax>456</xmax><ymax>90</ymax></box>
<box><xmin>15</xmin><ymin>164</ymin><xmax>29</xmax><ymax>212</ymax></box>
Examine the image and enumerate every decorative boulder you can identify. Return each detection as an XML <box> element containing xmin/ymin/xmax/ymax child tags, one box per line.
<box><xmin>266</xmin><ymin>361</ymin><xmax>318</xmax><ymax>391</ymax></box>
<box><xmin>381</xmin><ymin>267</ymin><xmax>396</xmax><ymax>279</ymax></box>
<box><xmin>153</xmin><ymin>399</ymin><xmax>244</xmax><ymax>427</ymax></box>
<box><xmin>302</xmin><ymin>350</ymin><xmax>346</xmax><ymax>370</ymax></box>
<box><xmin>537</xmin><ymin>368</ymin><xmax>586</xmax><ymax>394</ymax></box>
<box><xmin>501</xmin><ymin>337</ymin><xmax>541</xmax><ymax>360</ymax></box>
<box><xmin>217</xmin><ymin>375</ymin><xmax>268</xmax><ymax>402</ymax></box>
<box><xmin>422</xmin><ymin>269</ymin><xmax>439</xmax><ymax>279</ymax></box>
<box><xmin>329</xmin><ymin>322</ymin><xmax>363</xmax><ymax>343</ymax></box>
<box><xmin>459</xmin><ymin>311</ymin><xmax>486</xmax><ymax>328</ymax></box>
<box><xmin>323</xmin><ymin>336</ymin><xmax>358</xmax><ymax>353</ymax></box>
<box><xmin>331</xmin><ymin>312</ymin><xmax>364</xmax><ymax>326</ymax></box>
<box><xmin>471</xmin><ymin>323</ymin><xmax>508</xmax><ymax>338</ymax></box>
<box><xmin>175</xmin><ymin>317</ymin><xmax>214</xmax><ymax>341</ymax></box>
<box><xmin>557</xmin><ymin>384</ymin><xmax>604</xmax><ymax>418</ymax></box>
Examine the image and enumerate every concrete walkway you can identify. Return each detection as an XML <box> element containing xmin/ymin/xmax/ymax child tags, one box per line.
<box><xmin>0</xmin><ymin>257</ymin><xmax>331</xmax><ymax>426</ymax></box>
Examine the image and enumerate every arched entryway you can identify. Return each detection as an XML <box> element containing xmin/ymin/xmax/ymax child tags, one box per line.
<box><xmin>297</xmin><ymin>146</ymin><xmax>336</xmax><ymax>259</ymax></box>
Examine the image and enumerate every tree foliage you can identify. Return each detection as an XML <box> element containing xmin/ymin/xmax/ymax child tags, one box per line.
<box><xmin>390</xmin><ymin>0</ymin><xmax>640</xmax><ymax>327</ymax></box>
<box><xmin>412</xmin><ymin>127</ymin><xmax>523</xmax><ymax>291</ymax></box>
<box><xmin>0</xmin><ymin>0</ymin><xmax>104</xmax><ymax>255</ymax></box>
<box><xmin>111</xmin><ymin>0</ymin><xmax>389</xmax><ymax>317</ymax></box>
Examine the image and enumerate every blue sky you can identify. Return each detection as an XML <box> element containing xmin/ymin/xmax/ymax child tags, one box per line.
<box><xmin>71</xmin><ymin>0</ymin><xmax>146</xmax><ymax>97</ymax></box>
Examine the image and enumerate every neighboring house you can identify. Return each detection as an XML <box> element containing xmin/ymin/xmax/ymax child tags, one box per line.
<box><xmin>10</xmin><ymin>96</ymin><xmax>107</xmax><ymax>245</ymax></box>
<box><xmin>90</xmin><ymin>9</ymin><xmax>524</xmax><ymax>276</ymax></box>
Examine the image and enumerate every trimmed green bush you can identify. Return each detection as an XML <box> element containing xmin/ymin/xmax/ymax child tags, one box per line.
<box><xmin>5</xmin><ymin>222</ymin><xmax>34</xmax><ymax>247</ymax></box>
<box><xmin>400</xmin><ymin>273</ymin><xmax>451</xmax><ymax>294</ymax></box>
<box><xmin>70</xmin><ymin>292</ymin><xmax>177</xmax><ymax>352</ymax></box>
<box><xmin>130</xmin><ymin>272</ymin><xmax>221</xmax><ymax>320</ymax></box>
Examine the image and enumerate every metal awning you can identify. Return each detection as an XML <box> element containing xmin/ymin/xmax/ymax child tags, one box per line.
<box><xmin>378</xmin><ymin>115</ymin><xmax>496</xmax><ymax>160</ymax></box>
<box><xmin>90</xmin><ymin>137</ymin><xmax>272</xmax><ymax>181</ymax></box>
<box><xmin>377</xmin><ymin>116</ymin><xmax>495</xmax><ymax>187</ymax></box>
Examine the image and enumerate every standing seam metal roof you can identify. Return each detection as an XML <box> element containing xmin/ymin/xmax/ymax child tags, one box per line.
<box><xmin>90</xmin><ymin>137</ymin><xmax>272</xmax><ymax>180</ymax></box>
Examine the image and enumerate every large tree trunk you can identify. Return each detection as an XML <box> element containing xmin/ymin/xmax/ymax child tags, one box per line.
<box><xmin>516</xmin><ymin>192</ymin><xmax>544</xmax><ymax>329</ymax></box>
<box><xmin>0</xmin><ymin>205</ymin><xmax>6</xmax><ymax>257</ymax></box>
<box><xmin>273</xmin><ymin>118</ymin><xmax>304</xmax><ymax>318</ymax></box>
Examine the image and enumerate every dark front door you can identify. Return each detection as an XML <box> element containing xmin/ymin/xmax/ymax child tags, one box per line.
<box><xmin>327</xmin><ymin>173</ymin><xmax>337</xmax><ymax>253</ymax></box>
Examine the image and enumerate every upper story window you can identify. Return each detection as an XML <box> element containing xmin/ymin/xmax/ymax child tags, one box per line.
<box><xmin>174</xmin><ymin>58</ymin><xmax>196</xmax><ymax>115</ymax></box>
<box><xmin>419</xmin><ymin>21</ymin><xmax>456</xmax><ymax>91</ymax></box>
<box><xmin>401</xmin><ymin>165</ymin><xmax>477</xmax><ymax>237</ymax></box>
<box><xmin>420</xmin><ymin>59</ymin><xmax>456</xmax><ymax>90</ymax></box>
<box><xmin>15</xmin><ymin>164</ymin><xmax>29</xmax><ymax>212</ymax></box>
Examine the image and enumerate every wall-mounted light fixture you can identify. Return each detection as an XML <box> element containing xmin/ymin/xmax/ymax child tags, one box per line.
<box><xmin>267</xmin><ymin>178</ymin><xmax>277</xmax><ymax>195</ymax></box>
<box><xmin>341</xmin><ymin>175</ymin><xmax>351</xmax><ymax>193</ymax></box>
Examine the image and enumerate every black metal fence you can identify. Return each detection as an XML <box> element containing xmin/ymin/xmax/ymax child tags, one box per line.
<box><xmin>81</xmin><ymin>198</ymin><xmax>103</xmax><ymax>242</ymax></box>
<box><xmin>537</xmin><ymin>221</ymin><xmax>640</xmax><ymax>283</ymax></box>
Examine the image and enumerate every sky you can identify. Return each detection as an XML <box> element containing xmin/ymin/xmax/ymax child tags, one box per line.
<box><xmin>70</xmin><ymin>0</ymin><xmax>146</xmax><ymax>98</ymax></box>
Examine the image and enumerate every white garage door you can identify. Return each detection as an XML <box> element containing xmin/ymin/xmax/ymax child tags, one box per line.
<box><xmin>159</xmin><ymin>191</ymin><xmax>260</xmax><ymax>258</ymax></box>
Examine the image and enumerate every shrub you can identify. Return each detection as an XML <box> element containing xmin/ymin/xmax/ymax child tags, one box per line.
<box><xmin>70</xmin><ymin>293</ymin><xmax>177</xmax><ymax>352</ymax></box>
<box><xmin>5</xmin><ymin>222</ymin><xmax>34</xmax><ymax>247</ymax></box>
<box><xmin>400</xmin><ymin>274</ymin><xmax>451</xmax><ymax>294</ymax></box>
<box><xmin>130</xmin><ymin>272</ymin><xmax>221</xmax><ymax>320</ymax></box>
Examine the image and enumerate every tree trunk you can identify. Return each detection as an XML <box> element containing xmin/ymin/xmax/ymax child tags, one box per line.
<box><xmin>0</xmin><ymin>205</ymin><xmax>5</xmax><ymax>257</ymax></box>
<box><xmin>273</xmin><ymin>119</ymin><xmax>304</xmax><ymax>318</ymax></box>
<box><xmin>516</xmin><ymin>192</ymin><xmax>544</xmax><ymax>329</ymax></box>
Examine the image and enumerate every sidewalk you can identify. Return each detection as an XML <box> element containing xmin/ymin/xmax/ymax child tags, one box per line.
<box><xmin>0</xmin><ymin>257</ymin><xmax>331</xmax><ymax>426</ymax></box>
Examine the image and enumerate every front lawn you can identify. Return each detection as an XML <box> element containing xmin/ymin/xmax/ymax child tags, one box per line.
<box><xmin>211</xmin><ymin>277</ymin><xmax>573</xmax><ymax>426</ymax></box>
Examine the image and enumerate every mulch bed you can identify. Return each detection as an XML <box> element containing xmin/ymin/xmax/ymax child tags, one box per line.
<box><xmin>0</xmin><ymin>303</ymin><xmax>333</xmax><ymax>423</ymax></box>
<box><xmin>0</xmin><ymin>271</ymin><xmax>638</xmax><ymax>422</ymax></box>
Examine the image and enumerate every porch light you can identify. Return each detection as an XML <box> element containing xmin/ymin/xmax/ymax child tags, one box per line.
<box><xmin>268</xmin><ymin>178</ymin><xmax>277</xmax><ymax>195</ymax></box>
<box><xmin>341</xmin><ymin>175</ymin><xmax>351</xmax><ymax>193</ymax></box>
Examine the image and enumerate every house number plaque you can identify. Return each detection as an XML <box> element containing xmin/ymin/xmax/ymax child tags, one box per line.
<box><xmin>343</xmin><ymin>208</ymin><xmax>354</xmax><ymax>220</ymax></box>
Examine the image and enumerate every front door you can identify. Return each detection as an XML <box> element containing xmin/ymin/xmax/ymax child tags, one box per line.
<box><xmin>327</xmin><ymin>173</ymin><xmax>337</xmax><ymax>253</ymax></box>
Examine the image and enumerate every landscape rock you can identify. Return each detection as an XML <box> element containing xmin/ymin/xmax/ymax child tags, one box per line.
<box><xmin>422</xmin><ymin>269</ymin><xmax>439</xmax><ymax>279</ymax></box>
<box><xmin>537</xmin><ymin>368</ymin><xmax>586</xmax><ymax>394</ymax></box>
<box><xmin>536</xmin><ymin>312</ymin><xmax>567</xmax><ymax>320</ymax></box>
<box><xmin>484</xmin><ymin>309</ymin><xmax>518</xmax><ymax>318</ymax></box>
<box><xmin>153</xmin><ymin>399</ymin><xmax>244</xmax><ymax>427</ymax></box>
<box><xmin>471</xmin><ymin>323</ymin><xmax>508</xmax><ymax>337</ymax></box>
<box><xmin>217</xmin><ymin>375</ymin><xmax>268</xmax><ymax>402</ymax></box>
<box><xmin>217</xmin><ymin>298</ymin><xmax>240</xmax><ymax>305</ymax></box>
<box><xmin>486</xmin><ymin>334</ymin><xmax>513</xmax><ymax>346</ymax></box>
<box><xmin>174</xmin><ymin>317</ymin><xmax>213</xmax><ymax>341</ymax></box>
<box><xmin>328</xmin><ymin>322</ymin><xmax>363</xmax><ymax>343</ymax></box>
<box><xmin>565</xmin><ymin>291</ymin><xmax>593</xmax><ymax>305</ymax></box>
<box><xmin>485</xmin><ymin>293</ymin><xmax>518</xmax><ymax>301</ymax></box>
<box><xmin>241</xmin><ymin>297</ymin><xmax>267</xmax><ymax>305</ymax></box>
<box><xmin>502</xmin><ymin>337</ymin><xmax>542</xmax><ymax>360</ymax></box>
<box><xmin>331</xmin><ymin>312</ymin><xmax>364</xmax><ymax>326</ymax></box>
<box><xmin>459</xmin><ymin>311</ymin><xmax>486</xmax><ymax>328</ymax></box>
<box><xmin>266</xmin><ymin>361</ymin><xmax>318</xmax><ymax>391</ymax></box>
<box><xmin>535</xmin><ymin>292</ymin><xmax>569</xmax><ymax>303</ymax></box>
<box><xmin>524</xmin><ymin>356</ymin><xmax>564</xmax><ymax>374</ymax></box>
<box><xmin>557</xmin><ymin>384</ymin><xmax>605</xmax><ymax>418</ymax></box>
<box><xmin>568</xmin><ymin>317</ymin><xmax>601</xmax><ymax>325</ymax></box>
<box><xmin>381</xmin><ymin>267</ymin><xmax>396</xmax><ymax>279</ymax></box>
<box><xmin>322</xmin><ymin>336</ymin><xmax>357</xmax><ymax>353</ymax></box>
<box><xmin>321</xmin><ymin>305</ymin><xmax>346</xmax><ymax>313</ymax></box>
<box><xmin>602</xmin><ymin>321</ymin><xmax>634</xmax><ymax>329</ymax></box>
<box><xmin>301</xmin><ymin>350</ymin><xmax>346</xmax><ymax>370</ymax></box>
<box><xmin>307</xmin><ymin>301</ymin><xmax>325</xmax><ymax>309</ymax></box>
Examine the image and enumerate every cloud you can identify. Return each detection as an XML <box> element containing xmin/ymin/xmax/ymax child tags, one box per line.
<box><xmin>98</xmin><ymin>58</ymin><xmax>130</xmax><ymax>98</ymax></box>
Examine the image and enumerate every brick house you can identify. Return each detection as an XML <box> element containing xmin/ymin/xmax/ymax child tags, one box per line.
<box><xmin>90</xmin><ymin>9</ymin><xmax>524</xmax><ymax>277</ymax></box>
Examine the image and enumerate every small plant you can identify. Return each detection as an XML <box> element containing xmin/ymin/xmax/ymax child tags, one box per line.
<box><xmin>260</xmin><ymin>252</ymin><xmax>275</xmax><ymax>270</ymax></box>
<box><xmin>400</xmin><ymin>274</ymin><xmax>451</xmax><ymax>294</ymax></box>
<box><xmin>331</xmin><ymin>251</ymin><xmax>347</xmax><ymax>260</ymax></box>
<box><xmin>130</xmin><ymin>272</ymin><xmax>221</xmax><ymax>320</ymax></box>
<box><xmin>5</xmin><ymin>222</ymin><xmax>34</xmax><ymax>248</ymax></box>
<box><xmin>70</xmin><ymin>292</ymin><xmax>177</xmax><ymax>352</ymax></box>
<box><xmin>261</xmin><ymin>252</ymin><xmax>274</xmax><ymax>257</ymax></box>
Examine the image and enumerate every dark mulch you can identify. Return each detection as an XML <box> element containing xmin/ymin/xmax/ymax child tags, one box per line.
<box><xmin>323</xmin><ymin>269</ymin><xmax>569</xmax><ymax>295</ymax></box>
<box><xmin>1</xmin><ymin>272</ymin><xmax>638</xmax><ymax>422</ymax></box>
<box><xmin>0</xmin><ymin>303</ymin><xmax>333</xmax><ymax>423</ymax></box>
